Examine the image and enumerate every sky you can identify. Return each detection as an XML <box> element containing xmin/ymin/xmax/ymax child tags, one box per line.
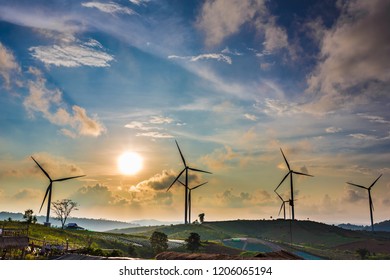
<box><xmin>0</xmin><ymin>0</ymin><xmax>389</xmax><ymax>226</ymax></box>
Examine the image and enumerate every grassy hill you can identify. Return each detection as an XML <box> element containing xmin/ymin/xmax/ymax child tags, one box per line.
<box><xmin>3</xmin><ymin>219</ymin><xmax>390</xmax><ymax>260</ymax></box>
<box><xmin>109</xmin><ymin>219</ymin><xmax>390</xmax><ymax>259</ymax></box>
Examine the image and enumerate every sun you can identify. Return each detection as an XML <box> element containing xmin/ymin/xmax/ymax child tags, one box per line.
<box><xmin>118</xmin><ymin>151</ymin><xmax>143</xmax><ymax>175</ymax></box>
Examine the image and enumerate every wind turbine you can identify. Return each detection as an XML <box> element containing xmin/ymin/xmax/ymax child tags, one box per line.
<box><xmin>275</xmin><ymin>148</ymin><xmax>313</xmax><ymax>220</ymax></box>
<box><xmin>31</xmin><ymin>156</ymin><xmax>85</xmax><ymax>226</ymax></box>
<box><xmin>274</xmin><ymin>190</ymin><xmax>289</xmax><ymax>220</ymax></box>
<box><xmin>167</xmin><ymin>140</ymin><xmax>211</xmax><ymax>224</ymax></box>
<box><xmin>178</xmin><ymin>181</ymin><xmax>208</xmax><ymax>224</ymax></box>
<box><xmin>347</xmin><ymin>174</ymin><xmax>382</xmax><ymax>232</ymax></box>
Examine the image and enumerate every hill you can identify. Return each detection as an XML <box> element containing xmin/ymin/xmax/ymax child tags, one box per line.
<box><xmin>3</xmin><ymin>218</ymin><xmax>390</xmax><ymax>260</ymax></box>
<box><xmin>0</xmin><ymin>211</ymin><xmax>138</xmax><ymax>232</ymax></box>
<box><xmin>110</xmin><ymin>219</ymin><xmax>390</xmax><ymax>259</ymax></box>
<box><xmin>338</xmin><ymin>220</ymin><xmax>390</xmax><ymax>232</ymax></box>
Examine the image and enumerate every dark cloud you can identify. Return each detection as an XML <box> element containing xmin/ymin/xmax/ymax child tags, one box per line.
<box><xmin>343</xmin><ymin>188</ymin><xmax>366</xmax><ymax>203</ymax></box>
<box><xmin>71</xmin><ymin>184</ymin><xmax>124</xmax><ymax>207</ymax></box>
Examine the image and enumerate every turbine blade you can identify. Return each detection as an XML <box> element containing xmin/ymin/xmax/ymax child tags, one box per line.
<box><xmin>31</xmin><ymin>156</ymin><xmax>51</xmax><ymax>181</ymax></box>
<box><xmin>369</xmin><ymin>174</ymin><xmax>382</xmax><ymax>189</ymax></box>
<box><xmin>274</xmin><ymin>190</ymin><xmax>284</xmax><ymax>201</ymax></box>
<box><xmin>275</xmin><ymin>172</ymin><xmax>289</xmax><ymax>192</ymax></box>
<box><xmin>53</xmin><ymin>175</ymin><xmax>86</xmax><ymax>182</ymax></box>
<box><xmin>39</xmin><ymin>184</ymin><xmax>51</xmax><ymax>213</ymax></box>
<box><xmin>280</xmin><ymin>148</ymin><xmax>291</xmax><ymax>171</ymax></box>
<box><xmin>175</xmin><ymin>140</ymin><xmax>187</xmax><ymax>167</ymax></box>
<box><xmin>191</xmin><ymin>182</ymin><xmax>208</xmax><ymax>190</ymax></box>
<box><xmin>278</xmin><ymin>203</ymin><xmax>284</xmax><ymax>216</ymax></box>
<box><xmin>167</xmin><ymin>168</ymin><xmax>185</xmax><ymax>192</ymax></box>
<box><xmin>346</xmin><ymin>182</ymin><xmax>367</xmax><ymax>190</ymax></box>
<box><xmin>188</xmin><ymin>167</ymin><xmax>212</xmax><ymax>174</ymax></box>
<box><xmin>292</xmin><ymin>171</ymin><xmax>314</xmax><ymax>177</ymax></box>
<box><xmin>178</xmin><ymin>180</ymin><xmax>186</xmax><ymax>187</ymax></box>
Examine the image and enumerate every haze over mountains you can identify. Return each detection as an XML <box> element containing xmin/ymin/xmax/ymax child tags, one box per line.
<box><xmin>2</xmin><ymin>211</ymin><xmax>390</xmax><ymax>233</ymax></box>
<box><xmin>0</xmin><ymin>211</ymin><xmax>179</xmax><ymax>232</ymax></box>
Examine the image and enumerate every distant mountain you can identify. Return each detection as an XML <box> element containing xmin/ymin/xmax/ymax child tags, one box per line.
<box><xmin>0</xmin><ymin>211</ymin><xmax>138</xmax><ymax>232</ymax></box>
<box><xmin>129</xmin><ymin>219</ymin><xmax>180</xmax><ymax>227</ymax></box>
<box><xmin>338</xmin><ymin>220</ymin><xmax>390</xmax><ymax>232</ymax></box>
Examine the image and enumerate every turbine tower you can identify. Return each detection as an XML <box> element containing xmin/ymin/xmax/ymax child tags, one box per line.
<box><xmin>167</xmin><ymin>140</ymin><xmax>211</xmax><ymax>224</ymax></box>
<box><xmin>31</xmin><ymin>156</ymin><xmax>85</xmax><ymax>227</ymax></box>
<box><xmin>179</xmin><ymin>181</ymin><xmax>208</xmax><ymax>223</ymax></box>
<box><xmin>347</xmin><ymin>174</ymin><xmax>382</xmax><ymax>232</ymax></box>
<box><xmin>275</xmin><ymin>148</ymin><xmax>313</xmax><ymax>220</ymax></box>
<box><xmin>274</xmin><ymin>190</ymin><xmax>289</xmax><ymax>220</ymax></box>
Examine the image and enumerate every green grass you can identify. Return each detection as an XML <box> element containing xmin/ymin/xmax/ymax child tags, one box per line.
<box><xmin>3</xmin><ymin>219</ymin><xmax>390</xmax><ymax>260</ymax></box>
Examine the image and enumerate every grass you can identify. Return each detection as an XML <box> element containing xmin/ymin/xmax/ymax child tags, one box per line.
<box><xmin>3</xmin><ymin>219</ymin><xmax>390</xmax><ymax>260</ymax></box>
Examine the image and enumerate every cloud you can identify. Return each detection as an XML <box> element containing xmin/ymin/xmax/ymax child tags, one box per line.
<box><xmin>200</xmin><ymin>145</ymin><xmax>240</xmax><ymax>170</ymax></box>
<box><xmin>343</xmin><ymin>188</ymin><xmax>366</xmax><ymax>203</ymax></box>
<box><xmin>23</xmin><ymin>68</ymin><xmax>106</xmax><ymax>137</ymax></box>
<box><xmin>125</xmin><ymin>116</ymin><xmax>175</xmax><ymax>138</ymax></box>
<box><xmin>29</xmin><ymin>39</ymin><xmax>114</xmax><ymax>67</ymax></box>
<box><xmin>135</xmin><ymin>170</ymin><xmax>177</xmax><ymax>191</ymax></box>
<box><xmin>168</xmin><ymin>53</ymin><xmax>232</xmax><ymax>64</ymax></box>
<box><xmin>129</xmin><ymin>0</ymin><xmax>150</xmax><ymax>6</ymax></box>
<box><xmin>262</xmin><ymin>24</ymin><xmax>289</xmax><ymax>52</ymax></box>
<box><xmin>30</xmin><ymin>152</ymin><xmax>84</xmax><ymax>178</ymax></box>
<box><xmin>149</xmin><ymin>116</ymin><xmax>174</xmax><ymax>124</ymax></box>
<box><xmin>136</xmin><ymin>132</ymin><xmax>174</xmax><ymax>138</ymax></box>
<box><xmin>261</xmin><ymin>98</ymin><xmax>301</xmax><ymax>116</ymax></box>
<box><xmin>221</xmin><ymin>47</ymin><xmax>243</xmax><ymax>56</ymax></box>
<box><xmin>81</xmin><ymin>2</ymin><xmax>137</xmax><ymax>15</ymax></box>
<box><xmin>215</xmin><ymin>188</ymin><xmax>271</xmax><ymax>208</ymax></box>
<box><xmin>13</xmin><ymin>189</ymin><xmax>40</xmax><ymax>200</ymax></box>
<box><xmin>349</xmin><ymin>132</ymin><xmax>390</xmax><ymax>141</ymax></box>
<box><xmin>72</xmin><ymin>184</ymin><xmax>128</xmax><ymax>207</ymax></box>
<box><xmin>244</xmin><ymin>113</ymin><xmax>257</xmax><ymax>121</ymax></box>
<box><xmin>306</xmin><ymin>0</ymin><xmax>390</xmax><ymax>111</ymax></box>
<box><xmin>0</xmin><ymin>41</ymin><xmax>21</xmax><ymax>88</ymax></box>
<box><xmin>326</xmin><ymin>127</ymin><xmax>342</xmax><ymax>133</ymax></box>
<box><xmin>196</xmin><ymin>0</ymin><xmax>266</xmax><ymax>47</ymax></box>
<box><xmin>357</xmin><ymin>113</ymin><xmax>390</xmax><ymax>124</ymax></box>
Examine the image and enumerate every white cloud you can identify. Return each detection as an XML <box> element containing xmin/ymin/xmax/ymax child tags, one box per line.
<box><xmin>136</xmin><ymin>132</ymin><xmax>173</xmax><ymax>138</ymax></box>
<box><xmin>244</xmin><ymin>113</ymin><xmax>257</xmax><ymax>121</ymax></box>
<box><xmin>0</xmin><ymin>41</ymin><xmax>21</xmax><ymax>88</ymax></box>
<box><xmin>129</xmin><ymin>0</ymin><xmax>149</xmax><ymax>6</ymax></box>
<box><xmin>23</xmin><ymin>68</ymin><xmax>106</xmax><ymax>137</ymax></box>
<box><xmin>263</xmin><ymin>24</ymin><xmax>289</xmax><ymax>52</ymax></box>
<box><xmin>29</xmin><ymin>40</ymin><xmax>114</xmax><ymax>67</ymax></box>
<box><xmin>357</xmin><ymin>113</ymin><xmax>390</xmax><ymax>124</ymax></box>
<box><xmin>196</xmin><ymin>0</ymin><xmax>266</xmax><ymax>47</ymax></box>
<box><xmin>349</xmin><ymin>132</ymin><xmax>390</xmax><ymax>141</ymax></box>
<box><xmin>149</xmin><ymin>116</ymin><xmax>174</xmax><ymax>124</ymax></box>
<box><xmin>221</xmin><ymin>47</ymin><xmax>243</xmax><ymax>56</ymax></box>
<box><xmin>306</xmin><ymin>0</ymin><xmax>390</xmax><ymax>111</ymax></box>
<box><xmin>82</xmin><ymin>2</ymin><xmax>137</xmax><ymax>15</ymax></box>
<box><xmin>261</xmin><ymin>98</ymin><xmax>301</xmax><ymax>116</ymax></box>
<box><xmin>125</xmin><ymin>121</ymin><xmax>154</xmax><ymax>130</ymax></box>
<box><xmin>168</xmin><ymin>53</ymin><xmax>232</xmax><ymax>64</ymax></box>
<box><xmin>326</xmin><ymin>127</ymin><xmax>342</xmax><ymax>133</ymax></box>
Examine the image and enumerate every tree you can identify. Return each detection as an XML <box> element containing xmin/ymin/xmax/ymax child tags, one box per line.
<box><xmin>198</xmin><ymin>213</ymin><xmax>205</xmax><ymax>223</ymax></box>
<box><xmin>23</xmin><ymin>209</ymin><xmax>37</xmax><ymax>224</ymax></box>
<box><xmin>356</xmin><ymin>248</ymin><xmax>370</xmax><ymax>260</ymax></box>
<box><xmin>149</xmin><ymin>231</ymin><xmax>168</xmax><ymax>254</ymax></box>
<box><xmin>185</xmin><ymin>232</ymin><xmax>201</xmax><ymax>253</ymax></box>
<box><xmin>51</xmin><ymin>199</ymin><xmax>78</xmax><ymax>229</ymax></box>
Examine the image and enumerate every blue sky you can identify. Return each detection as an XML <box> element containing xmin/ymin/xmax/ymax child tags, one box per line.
<box><xmin>0</xmin><ymin>0</ymin><xmax>389</xmax><ymax>225</ymax></box>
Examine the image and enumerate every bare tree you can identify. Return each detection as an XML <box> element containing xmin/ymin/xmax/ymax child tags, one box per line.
<box><xmin>51</xmin><ymin>199</ymin><xmax>78</xmax><ymax>229</ymax></box>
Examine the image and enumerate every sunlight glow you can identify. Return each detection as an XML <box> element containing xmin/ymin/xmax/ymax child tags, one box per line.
<box><xmin>118</xmin><ymin>152</ymin><xmax>143</xmax><ymax>175</ymax></box>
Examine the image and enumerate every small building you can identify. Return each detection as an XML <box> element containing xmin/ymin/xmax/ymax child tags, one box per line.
<box><xmin>65</xmin><ymin>223</ymin><xmax>84</xmax><ymax>230</ymax></box>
